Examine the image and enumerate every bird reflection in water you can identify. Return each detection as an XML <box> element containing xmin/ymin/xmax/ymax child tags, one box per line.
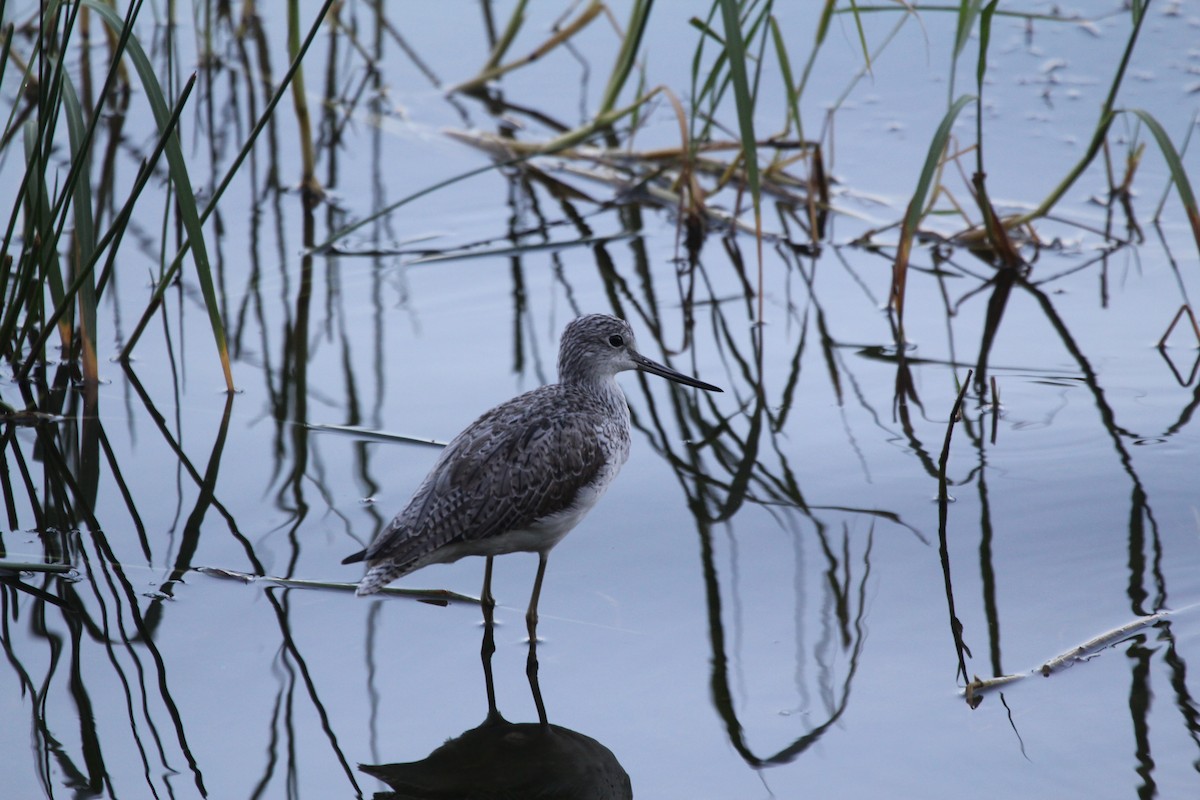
<box><xmin>356</xmin><ymin>600</ymin><xmax>632</xmax><ymax>800</ymax></box>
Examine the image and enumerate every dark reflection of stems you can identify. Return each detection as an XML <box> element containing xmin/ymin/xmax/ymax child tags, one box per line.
<box><xmin>586</xmin><ymin>241</ymin><xmax>924</xmax><ymax>761</ymax></box>
<box><xmin>936</xmin><ymin>372</ymin><xmax>973</xmax><ymax>689</ymax></box>
<box><xmin>121</xmin><ymin>364</ymin><xmax>261</xmax><ymax>579</ymax></box>
<box><xmin>971</xmin><ymin>267</ymin><xmax>1018</xmax><ymax>398</ymax></box>
<box><xmin>1016</xmin><ymin>279</ymin><xmax>1164</xmax><ymax>617</ymax></box>
<box><xmin>10</xmin><ymin>417</ymin><xmax>211</xmax><ymax>795</ymax></box>
<box><xmin>65</xmin><ymin>600</ymin><xmax>104</xmax><ymax>794</ymax></box>
<box><xmin>1129</xmin><ymin>638</ymin><xmax>1154</xmax><ymax>797</ymax></box>
<box><xmin>262</xmin><ymin>587</ymin><xmax>362</xmax><ymax>796</ymax></box>
<box><xmin>952</xmin><ymin>269</ymin><xmax>1186</xmax><ymax>723</ymax></box>
<box><xmin>700</xmin><ymin>516</ymin><xmax>873</xmax><ymax>766</ymax></box>
<box><xmin>272</xmin><ymin>193</ymin><xmax>316</xmax><ymax>564</ymax></box>
<box><xmin>976</xmin><ymin>434</ymin><xmax>1004</xmax><ymax>680</ymax></box>
<box><xmin>160</xmin><ymin>392</ymin><xmax>236</xmax><ymax>594</ymax></box>
<box><xmin>1160</xmin><ymin>626</ymin><xmax>1200</xmax><ymax>756</ymax></box>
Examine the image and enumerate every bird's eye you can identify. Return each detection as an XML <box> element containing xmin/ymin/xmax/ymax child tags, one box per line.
<box><xmin>608</xmin><ymin>334</ymin><xmax>624</xmax><ymax>348</ymax></box>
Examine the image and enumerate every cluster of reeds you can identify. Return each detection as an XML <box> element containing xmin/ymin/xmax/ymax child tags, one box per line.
<box><xmin>0</xmin><ymin>0</ymin><xmax>340</xmax><ymax>419</ymax></box>
<box><xmin>2</xmin><ymin>1</ymin><xmax>1196</xmax><ymax>416</ymax></box>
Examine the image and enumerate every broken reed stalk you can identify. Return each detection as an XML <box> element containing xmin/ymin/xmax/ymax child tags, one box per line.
<box><xmin>965</xmin><ymin>604</ymin><xmax>1200</xmax><ymax>700</ymax></box>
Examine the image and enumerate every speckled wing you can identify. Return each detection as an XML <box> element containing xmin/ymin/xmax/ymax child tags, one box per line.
<box><xmin>362</xmin><ymin>386</ymin><xmax>608</xmax><ymax>570</ymax></box>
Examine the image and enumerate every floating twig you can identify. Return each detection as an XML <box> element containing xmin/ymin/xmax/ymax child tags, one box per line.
<box><xmin>195</xmin><ymin>567</ymin><xmax>479</xmax><ymax>607</ymax></box>
<box><xmin>964</xmin><ymin>603</ymin><xmax>1199</xmax><ymax>704</ymax></box>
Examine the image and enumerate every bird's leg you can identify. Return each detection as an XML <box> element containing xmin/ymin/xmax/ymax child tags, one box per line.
<box><xmin>525</xmin><ymin>552</ymin><xmax>548</xmax><ymax>642</ymax></box>
<box><xmin>480</xmin><ymin>555</ymin><xmax>496</xmax><ymax>614</ymax></box>
<box><xmin>479</xmin><ymin>556</ymin><xmax>505</xmax><ymax>722</ymax></box>
<box><xmin>519</xmin><ymin>553</ymin><xmax>551</xmax><ymax>726</ymax></box>
<box><xmin>526</xmin><ymin>629</ymin><xmax>549</xmax><ymax>728</ymax></box>
<box><xmin>480</xmin><ymin>584</ymin><xmax>500</xmax><ymax>723</ymax></box>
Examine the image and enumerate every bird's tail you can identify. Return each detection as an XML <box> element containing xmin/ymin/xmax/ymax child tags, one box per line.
<box><xmin>354</xmin><ymin>562</ymin><xmax>407</xmax><ymax>597</ymax></box>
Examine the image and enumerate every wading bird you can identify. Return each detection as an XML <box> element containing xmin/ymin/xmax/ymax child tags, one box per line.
<box><xmin>343</xmin><ymin>314</ymin><xmax>721</xmax><ymax>631</ymax></box>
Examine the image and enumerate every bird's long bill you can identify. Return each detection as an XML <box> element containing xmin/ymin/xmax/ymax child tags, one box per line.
<box><xmin>634</xmin><ymin>352</ymin><xmax>723</xmax><ymax>392</ymax></box>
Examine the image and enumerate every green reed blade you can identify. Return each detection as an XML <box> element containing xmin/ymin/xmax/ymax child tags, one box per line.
<box><xmin>949</xmin><ymin>0</ymin><xmax>984</xmax><ymax>102</ymax></box>
<box><xmin>1125</xmin><ymin>108</ymin><xmax>1200</xmax><ymax>254</ymax></box>
<box><xmin>83</xmin><ymin>0</ymin><xmax>234</xmax><ymax>392</ymax></box>
<box><xmin>11</xmin><ymin>0</ymin><xmax>148</xmax><ymax>380</ymax></box>
<box><xmin>847</xmin><ymin>0</ymin><xmax>871</xmax><ymax>75</ymax></box>
<box><xmin>598</xmin><ymin>0</ymin><xmax>653</xmax><ymax>117</ymax></box>
<box><xmin>767</xmin><ymin>16</ymin><xmax>801</xmax><ymax>140</ymax></box>
<box><xmin>483</xmin><ymin>0</ymin><xmax>529</xmax><ymax>73</ymax></box>
<box><xmin>717</xmin><ymin>0</ymin><xmax>763</xmax><ymax>320</ymax></box>
<box><xmin>892</xmin><ymin>93</ymin><xmax>976</xmax><ymax>336</ymax></box>
<box><xmin>1018</xmin><ymin>0</ymin><xmax>1147</xmax><ymax>225</ymax></box>
<box><xmin>790</xmin><ymin>0</ymin><xmax>836</xmax><ymax>108</ymax></box>
<box><xmin>61</xmin><ymin>73</ymin><xmax>99</xmax><ymax>382</ymax></box>
<box><xmin>17</xmin><ymin>75</ymin><xmax>198</xmax><ymax>383</ymax></box>
<box><xmin>1154</xmin><ymin>111</ymin><xmax>1197</xmax><ymax>221</ymax></box>
<box><xmin>119</xmin><ymin>0</ymin><xmax>337</xmax><ymax>363</ymax></box>
<box><xmin>716</xmin><ymin>0</ymin><xmax>760</xmax><ymax>203</ymax></box>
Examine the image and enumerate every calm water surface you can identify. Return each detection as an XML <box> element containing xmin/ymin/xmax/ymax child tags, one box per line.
<box><xmin>2</xmin><ymin>3</ymin><xmax>1200</xmax><ymax>798</ymax></box>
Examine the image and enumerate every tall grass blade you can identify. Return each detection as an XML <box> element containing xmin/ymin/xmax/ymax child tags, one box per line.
<box><xmin>287</xmin><ymin>0</ymin><xmax>319</xmax><ymax>202</ymax></box>
<box><xmin>18</xmin><ymin>75</ymin><xmax>198</xmax><ymax>382</ymax></box>
<box><xmin>482</xmin><ymin>0</ymin><xmax>529</xmax><ymax>73</ymax></box>
<box><xmin>0</xmin><ymin>23</ymin><xmax>13</xmax><ymax>100</ymax></box>
<box><xmin>119</xmin><ymin>0</ymin><xmax>337</xmax><ymax>363</ymax></box>
<box><xmin>717</xmin><ymin>0</ymin><xmax>763</xmax><ymax>322</ymax></box>
<box><xmin>686</xmin><ymin>9</ymin><xmax>723</xmax><ymax>144</ymax></box>
<box><xmin>83</xmin><ymin>0</ymin><xmax>234</xmax><ymax>391</ymax></box>
<box><xmin>949</xmin><ymin>0</ymin><xmax>984</xmax><ymax>103</ymax></box>
<box><xmin>969</xmin><ymin>0</ymin><xmax>1019</xmax><ymax>267</ymax></box>
<box><xmin>598</xmin><ymin>0</ymin><xmax>653</xmax><ymax>117</ymax></box>
<box><xmin>14</xmin><ymin>123</ymin><xmax>70</xmax><ymax>352</ymax></box>
<box><xmin>892</xmin><ymin>93</ymin><xmax>976</xmax><ymax>337</ymax></box>
<box><xmin>846</xmin><ymin>0</ymin><xmax>872</xmax><ymax>75</ymax></box>
<box><xmin>1154</xmin><ymin>111</ymin><xmax>1197</xmax><ymax>221</ymax></box>
<box><xmin>767</xmin><ymin>16</ymin><xmax>803</xmax><ymax>140</ymax></box>
<box><xmin>1018</xmin><ymin>0</ymin><xmax>1147</xmax><ymax>224</ymax></box>
<box><xmin>61</xmin><ymin>74</ymin><xmax>99</xmax><ymax>383</ymax></box>
<box><xmin>792</xmin><ymin>0</ymin><xmax>836</xmax><ymax>105</ymax></box>
<box><xmin>1125</xmin><ymin>108</ymin><xmax>1200</xmax><ymax>254</ymax></box>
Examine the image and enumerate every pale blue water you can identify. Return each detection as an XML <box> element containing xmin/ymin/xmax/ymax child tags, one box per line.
<box><xmin>2</xmin><ymin>3</ymin><xmax>1199</xmax><ymax>798</ymax></box>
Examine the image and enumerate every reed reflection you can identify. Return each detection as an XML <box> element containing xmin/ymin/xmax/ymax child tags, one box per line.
<box><xmin>611</xmin><ymin>281</ymin><xmax>896</xmax><ymax>768</ymax></box>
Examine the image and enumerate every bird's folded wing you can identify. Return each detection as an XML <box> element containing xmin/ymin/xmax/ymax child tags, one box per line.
<box><xmin>364</xmin><ymin>397</ymin><xmax>606</xmax><ymax>566</ymax></box>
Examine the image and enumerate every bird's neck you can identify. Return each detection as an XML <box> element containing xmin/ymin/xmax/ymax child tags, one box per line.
<box><xmin>564</xmin><ymin>374</ymin><xmax>628</xmax><ymax>414</ymax></box>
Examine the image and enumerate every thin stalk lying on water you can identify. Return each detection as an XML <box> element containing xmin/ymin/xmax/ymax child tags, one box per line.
<box><xmin>0</xmin><ymin>561</ymin><xmax>74</xmax><ymax>574</ymax></box>
<box><xmin>964</xmin><ymin>604</ymin><xmax>1200</xmax><ymax>702</ymax></box>
<box><xmin>195</xmin><ymin>566</ymin><xmax>480</xmax><ymax>607</ymax></box>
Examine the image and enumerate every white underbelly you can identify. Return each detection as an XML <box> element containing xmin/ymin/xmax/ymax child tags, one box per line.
<box><xmin>425</xmin><ymin>472</ymin><xmax>617</xmax><ymax>562</ymax></box>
